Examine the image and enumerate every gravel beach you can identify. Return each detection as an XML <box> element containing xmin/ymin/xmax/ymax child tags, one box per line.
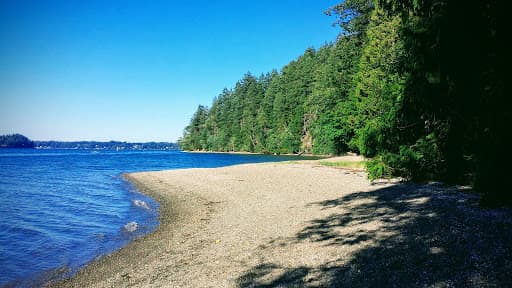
<box><xmin>55</xmin><ymin>157</ymin><xmax>512</xmax><ymax>287</ymax></box>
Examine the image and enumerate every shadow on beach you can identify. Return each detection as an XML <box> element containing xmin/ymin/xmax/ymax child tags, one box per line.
<box><xmin>237</xmin><ymin>183</ymin><xmax>512</xmax><ymax>287</ymax></box>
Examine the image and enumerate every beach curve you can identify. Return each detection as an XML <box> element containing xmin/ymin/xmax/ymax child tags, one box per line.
<box><xmin>54</xmin><ymin>157</ymin><xmax>512</xmax><ymax>287</ymax></box>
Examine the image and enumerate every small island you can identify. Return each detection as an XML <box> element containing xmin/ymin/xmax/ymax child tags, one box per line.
<box><xmin>0</xmin><ymin>134</ymin><xmax>35</xmax><ymax>148</ymax></box>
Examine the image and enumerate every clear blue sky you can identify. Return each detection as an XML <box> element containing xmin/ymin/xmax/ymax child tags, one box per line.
<box><xmin>0</xmin><ymin>0</ymin><xmax>341</xmax><ymax>142</ymax></box>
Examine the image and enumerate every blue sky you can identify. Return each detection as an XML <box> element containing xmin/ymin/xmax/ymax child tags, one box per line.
<box><xmin>0</xmin><ymin>0</ymin><xmax>341</xmax><ymax>142</ymax></box>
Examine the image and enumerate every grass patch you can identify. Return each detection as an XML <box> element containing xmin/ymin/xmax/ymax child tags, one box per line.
<box><xmin>319</xmin><ymin>160</ymin><xmax>366</xmax><ymax>170</ymax></box>
<box><xmin>278</xmin><ymin>160</ymin><xmax>301</xmax><ymax>165</ymax></box>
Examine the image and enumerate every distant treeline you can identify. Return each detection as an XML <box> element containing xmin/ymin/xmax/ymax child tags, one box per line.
<box><xmin>0</xmin><ymin>134</ymin><xmax>177</xmax><ymax>150</ymax></box>
<box><xmin>0</xmin><ymin>134</ymin><xmax>35</xmax><ymax>148</ymax></box>
<box><xmin>34</xmin><ymin>141</ymin><xmax>177</xmax><ymax>150</ymax></box>
<box><xmin>180</xmin><ymin>1</ymin><xmax>508</xmax><ymax>205</ymax></box>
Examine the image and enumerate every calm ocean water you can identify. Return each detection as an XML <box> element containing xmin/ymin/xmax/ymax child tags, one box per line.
<box><xmin>0</xmin><ymin>149</ymin><xmax>299</xmax><ymax>287</ymax></box>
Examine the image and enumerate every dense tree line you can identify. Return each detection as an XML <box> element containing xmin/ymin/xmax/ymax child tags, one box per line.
<box><xmin>180</xmin><ymin>0</ymin><xmax>508</xmax><ymax>206</ymax></box>
<box><xmin>0</xmin><ymin>134</ymin><xmax>34</xmax><ymax>148</ymax></box>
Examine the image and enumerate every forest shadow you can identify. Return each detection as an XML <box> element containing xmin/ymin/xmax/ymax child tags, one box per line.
<box><xmin>237</xmin><ymin>183</ymin><xmax>512</xmax><ymax>287</ymax></box>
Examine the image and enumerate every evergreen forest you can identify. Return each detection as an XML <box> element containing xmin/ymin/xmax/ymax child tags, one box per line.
<box><xmin>0</xmin><ymin>134</ymin><xmax>35</xmax><ymax>148</ymax></box>
<box><xmin>179</xmin><ymin>0</ymin><xmax>508</xmax><ymax>206</ymax></box>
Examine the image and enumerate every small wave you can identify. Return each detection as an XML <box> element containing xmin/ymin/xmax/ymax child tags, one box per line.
<box><xmin>123</xmin><ymin>222</ymin><xmax>138</xmax><ymax>232</ymax></box>
<box><xmin>132</xmin><ymin>199</ymin><xmax>150</xmax><ymax>210</ymax></box>
<box><xmin>94</xmin><ymin>233</ymin><xmax>105</xmax><ymax>241</ymax></box>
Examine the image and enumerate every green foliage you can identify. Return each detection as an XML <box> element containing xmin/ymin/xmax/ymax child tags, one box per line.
<box><xmin>365</xmin><ymin>156</ymin><xmax>392</xmax><ymax>180</ymax></box>
<box><xmin>178</xmin><ymin>105</ymin><xmax>209</xmax><ymax>150</ymax></box>
<box><xmin>350</xmin><ymin>9</ymin><xmax>405</xmax><ymax>159</ymax></box>
<box><xmin>319</xmin><ymin>160</ymin><xmax>366</xmax><ymax>169</ymax></box>
<box><xmin>326</xmin><ymin>0</ymin><xmax>374</xmax><ymax>35</ymax></box>
<box><xmin>309</xmin><ymin>35</ymin><xmax>365</xmax><ymax>155</ymax></box>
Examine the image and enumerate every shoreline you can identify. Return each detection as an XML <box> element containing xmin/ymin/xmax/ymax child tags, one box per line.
<box><xmin>182</xmin><ymin>149</ymin><xmax>332</xmax><ymax>158</ymax></box>
<box><xmin>54</xmin><ymin>172</ymin><xmax>213</xmax><ymax>287</ymax></box>
<box><xmin>53</xmin><ymin>157</ymin><xmax>366</xmax><ymax>287</ymax></box>
<box><xmin>54</xmin><ymin>158</ymin><xmax>512</xmax><ymax>287</ymax></box>
<box><xmin>184</xmin><ymin>150</ymin><xmax>266</xmax><ymax>155</ymax></box>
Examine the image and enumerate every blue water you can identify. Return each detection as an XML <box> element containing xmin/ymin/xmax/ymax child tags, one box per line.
<box><xmin>0</xmin><ymin>149</ymin><xmax>300</xmax><ymax>287</ymax></box>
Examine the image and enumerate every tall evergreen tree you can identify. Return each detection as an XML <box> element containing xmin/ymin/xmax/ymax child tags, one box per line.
<box><xmin>179</xmin><ymin>105</ymin><xmax>209</xmax><ymax>150</ymax></box>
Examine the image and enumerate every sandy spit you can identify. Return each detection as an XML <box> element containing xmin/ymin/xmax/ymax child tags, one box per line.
<box><xmin>55</xmin><ymin>157</ymin><xmax>512</xmax><ymax>287</ymax></box>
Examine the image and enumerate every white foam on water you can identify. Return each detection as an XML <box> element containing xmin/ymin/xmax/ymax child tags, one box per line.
<box><xmin>132</xmin><ymin>199</ymin><xmax>150</xmax><ymax>210</ymax></box>
<box><xmin>123</xmin><ymin>222</ymin><xmax>138</xmax><ymax>232</ymax></box>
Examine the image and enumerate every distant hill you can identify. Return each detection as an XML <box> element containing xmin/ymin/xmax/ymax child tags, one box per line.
<box><xmin>34</xmin><ymin>140</ymin><xmax>178</xmax><ymax>150</ymax></box>
<box><xmin>0</xmin><ymin>134</ymin><xmax>35</xmax><ymax>148</ymax></box>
